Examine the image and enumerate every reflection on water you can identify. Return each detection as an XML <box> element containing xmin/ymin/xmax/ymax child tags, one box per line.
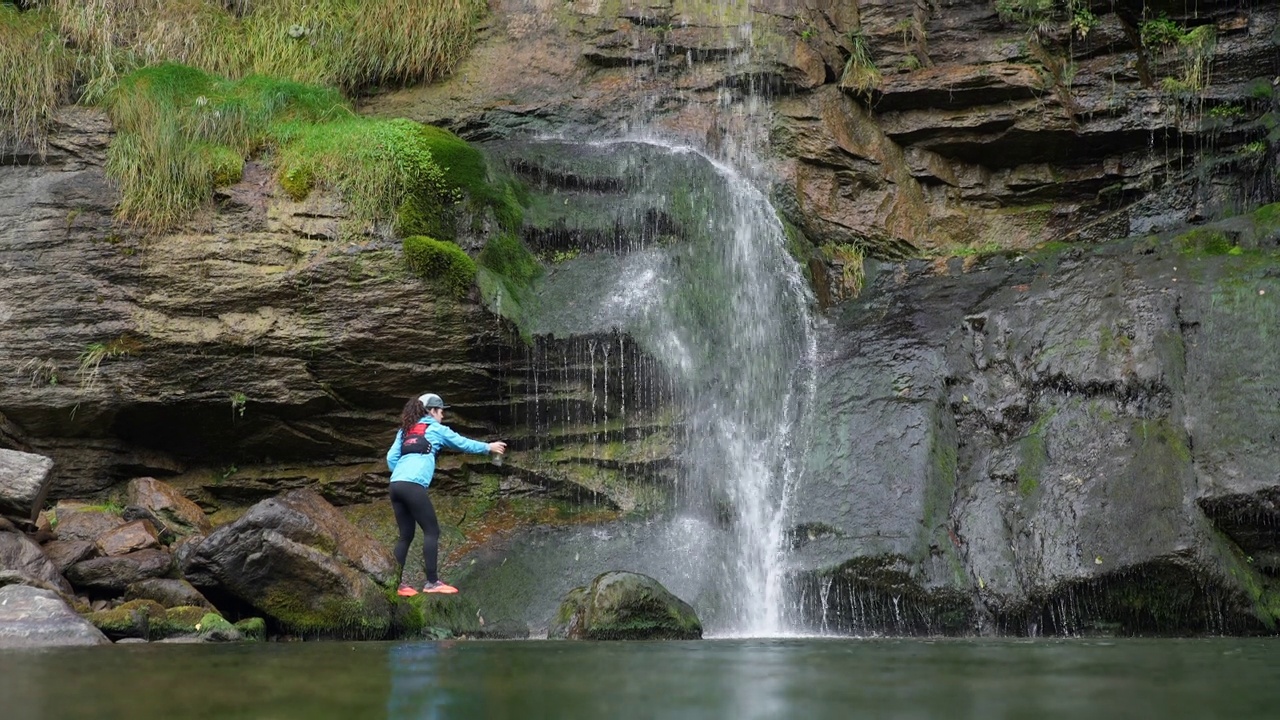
<box><xmin>3</xmin><ymin>638</ymin><xmax>1279</xmax><ymax>720</ymax></box>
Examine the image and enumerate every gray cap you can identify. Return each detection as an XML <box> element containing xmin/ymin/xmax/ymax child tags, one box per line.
<box><xmin>418</xmin><ymin>393</ymin><xmax>450</xmax><ymax>409</ymax></box>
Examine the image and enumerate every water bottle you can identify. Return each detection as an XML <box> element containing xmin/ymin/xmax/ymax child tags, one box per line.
<box><xmin>490</xmin><ymin>450</ymin><xmax>504</xmax><ymax>467</ymax></box>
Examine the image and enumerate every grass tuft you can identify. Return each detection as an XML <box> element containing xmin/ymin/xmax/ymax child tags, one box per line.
<box><xmin>103</xmin><ymin>63</ymin><xmax>349</xmax><ymax>228</ymax></box>
<box><xmin>0</xmin><ymin>5</ymin><xmax>74</xmax><ymax>155</ymax></box>
<box><xmin>271</xmin><ymin>116</ymin><xmax>458</xmax><ymax>232</ymax></box>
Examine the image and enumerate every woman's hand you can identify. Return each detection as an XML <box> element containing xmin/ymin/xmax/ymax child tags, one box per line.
<box><xmin>488</xmin><ymin>441</ymin><xmax>507</xmax><ymax>455</ymax></box>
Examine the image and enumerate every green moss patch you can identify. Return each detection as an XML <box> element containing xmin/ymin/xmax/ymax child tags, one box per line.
<box><xmin>271</xmin><ymin>115</ymin><xmax>458</xmax><ymax>233</ymax></box>
<box><xmin>1175</xmin><ymin>227</ymin><xmax>1235</xmax><ymax>256</ymax></box>
<box><xmin>403</xmin><ymin>235</ymin><xmax>477</xmax><ymax>297</ymax></box>
<box><xmin>477</xmin><ymin>233</ymin><xmax>543</xmax><ymax>337</ymax></box>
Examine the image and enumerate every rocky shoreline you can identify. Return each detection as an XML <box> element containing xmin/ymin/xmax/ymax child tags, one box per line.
<box><xmin>1</xmin><ymin>449</ymin><xmax>703</xmax><ymax>647</ymax></box>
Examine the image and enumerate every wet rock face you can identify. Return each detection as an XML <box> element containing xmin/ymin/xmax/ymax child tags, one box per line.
<box><xmin>181</xmin><ymin>489</ymin><xmax>400</xmax><ymax>638</ymax></box>
<box><xmin>370</xmin><ymin>0</ymin><xmax>1279</xmax><ymax>264</ymax></box>
<box><xmin>549</xmin><ymin>570</ymin><xmax>702</xmax><ymax>640</ymax></box>
<box><xmin>790</xmin><ymin>233</ymin><xmax>1280</xmax><ymax>635</ymax></box>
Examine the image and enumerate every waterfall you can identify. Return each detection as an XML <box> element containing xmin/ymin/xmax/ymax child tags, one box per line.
<box><xmin>489</xmin><ymin>2</ymin><xmax>819</xmax><ymax>637</ymax></box>
<box><xmin>581</xmin><ymin>139</ymin><xmax>819</xmax><ymax>636</ymax></box>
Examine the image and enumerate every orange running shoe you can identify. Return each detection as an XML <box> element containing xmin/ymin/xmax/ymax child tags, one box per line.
<box><xmin>396</xmin><ymin>584</ymin><xmax>419</xmax><ymax>597</ymax></box>
<box><xmin>423</xmin><ymin>581</ymin><xmax>458</xmax><ymax>594</ymax></box>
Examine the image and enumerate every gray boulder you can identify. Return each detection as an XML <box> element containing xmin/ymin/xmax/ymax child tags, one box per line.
<box><xmin>549</xmin><ymin>571</ymin><xmax>702</xmax><ymax>640</ymax></box>
<box><xmin>183</xmin><ymin>489</ymin><xmax>398</xmax><ymax>638</ymax></box>
<box><xmin>0</xmin><ymin>585</ymin><xmax>110</xmax><ymax>648</ymax></box>
<box><xmin>0</xmin><ymin>449</ymin><xmax>54</xmax><ymax>523</ymax></box>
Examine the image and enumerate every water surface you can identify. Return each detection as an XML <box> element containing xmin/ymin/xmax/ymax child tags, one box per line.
<box><xmin>5</xmin><ymin>637</ymin><xmax>1278</xmax><ymax>719</ymax></box>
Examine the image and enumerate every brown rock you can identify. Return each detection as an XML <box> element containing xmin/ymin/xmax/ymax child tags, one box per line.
<box><xmin>65</xmin><ymin>548</ymin><xmax>173</xmax><ymax>593</ymax></box>
<box><xmin>125</xmin><ymin>477</ymin><xmax>212</xmax><ymax>536</ymax></box>
<box><xmin>52</xmin><ymin>502</ymin><xmax>126</xmax><ymax>543</ymax></box>
<box><xmin>124</xmin><ymin>578</ymin><xmax>213</xmax><ymax>609</ymax></box>
<box><xmin>0</xmin><ymin>531</ymin><xmax>74</xmax><ymax>595</ymax></box>
<box><xmin>41</xmin><ymin>539</ymin><xmax>97</xmax><ymax>573</ymax></box>
<box><xmin>96</xmin><ymin>519</ymin><xmax>161</xmax><ymax>557</ymax></box>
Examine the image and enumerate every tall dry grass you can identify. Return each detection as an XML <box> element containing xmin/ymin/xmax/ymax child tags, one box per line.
<box><xmin>0</xmin><ymin>6</ymin><xmax>75</xmax><ymax>155</ymax></box>
<box><xmin>45</xmin><ymin>0</ymin><xmax>487</xmax><ymax>96</ymax></box>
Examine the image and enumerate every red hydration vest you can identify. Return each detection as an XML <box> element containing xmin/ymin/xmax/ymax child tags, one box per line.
<box><xmin>401</xmin><ymin>423</ymin><xmax>437</xmax><ymax>456</ymax></box>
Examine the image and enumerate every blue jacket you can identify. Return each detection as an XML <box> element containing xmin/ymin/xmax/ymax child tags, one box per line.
<box><xmin>386</xmin><ymin>416</ymin><xmax>490</xmax><ymax>487</ymax></box>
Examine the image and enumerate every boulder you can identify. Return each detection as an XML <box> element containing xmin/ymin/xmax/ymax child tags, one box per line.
<box><xmin>0</xmin><ymin>531</ymin><xmax>74</xmax><ymax>595</ymax></box>
<box><xmin>549</xmin><ymin>571</ymin><xmax>702</xmax><ymax>640</ymax></box>
<box><xmin>41</xmin><ymin>539</ymin><xmax>97</xmax><ymax>573</ymax></box>
<box><xmin>52</xmin><ymin>502</ymin><xmax>126</xmax><ymax>542</ymax></box>
<box><xmin>96</xmin><ymin>519</ymin><xmax>161</xmax><ymax>556</ymax></box>
<box><xmin>125</xmin><ymin>578</ymin><xmax>214</xmax><ymax>609</ymax></box>
<box><xmin>183</xmin><ymin>489</ymin><xmax>398</xmax><ymax>638</ymax></box>
<box><xmin>0</xmin><ymin>449</ymin><xmax>54</xmax><ymax>523</ymax></box>
<box><xmin>126</xmin><ymin>477</ymin><xmax>212</xmax><ymax>536</ymax></box>
<box><xmin>65</xmin><ymin>548</ymin><xmax>173</xmax><ymax>593</ymax></box>
<box><xmin>0</xmin><ymin>585</ymin><xmax>111</xmax><ymax>648</ymax></box>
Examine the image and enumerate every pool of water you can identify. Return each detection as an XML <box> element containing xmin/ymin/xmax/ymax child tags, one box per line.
<box><xmin>3</xmin><ymin>637</ymin><xmax>1277</xmax><ymax>719</ymax></box>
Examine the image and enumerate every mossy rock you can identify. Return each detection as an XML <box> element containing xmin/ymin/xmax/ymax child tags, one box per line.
<box><xmin>161</xmin><ymin>605</ymin><xmax>208</xmax><ymax>633</ymax></box>
<box><xmin>86</xmin><ymin>599</ymin><xmax>167</xmax><ymax>640</ymax></box>
<box><xmin>391</xmin><ymin>592</ymin><xmax>484</xmax><ymax>639</ymax></box>
<box><xmin>548</xmin><ymin>571</ymin><xmax>702</xmax><ymax>640</ymax></box>
<box><xmin>403</xmin><ymin>235</ymin><xmax>477</xmax><ymax>298</ymax></box>
<box><xmin>197</xmin><ymin>612</ymin><xmax>242</xmax><ymax>642</ymax></box>
<box><xmin>234</xmin><ymin>617</ymin><xmax>267</xmax><ymax>641</ymax></box>
<box><xmin>259</xmin><ymin>584</ymin><xmax>393</xmax><ymax>640</ymax></box>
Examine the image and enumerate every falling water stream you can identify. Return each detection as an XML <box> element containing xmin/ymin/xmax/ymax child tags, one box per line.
<box><xmin>611</xmin><ymin>140</ymin><xmax>817</xmax><ymax>636</ymax></box>
<box><xmin>505</xmin><ymin>137</ymin><xmax>819</xmax><ymax>637</ymax></box>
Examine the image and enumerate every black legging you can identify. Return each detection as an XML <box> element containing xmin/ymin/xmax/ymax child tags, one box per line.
<box><xmin>390</xmin><ymin>481</ymin><xmax>441</xmax><ymax>584</ymax></box>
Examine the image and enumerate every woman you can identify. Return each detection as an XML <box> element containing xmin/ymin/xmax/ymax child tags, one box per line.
<box><xmin>387</xmin><ymin>392</ymin><xmax>506</xmax><ymax>595</ymax></box>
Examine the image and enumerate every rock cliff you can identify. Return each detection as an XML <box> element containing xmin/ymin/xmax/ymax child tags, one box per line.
<box><xmin>2</xmin><ymin>0</ymin><xmax>1279</xmax><ymax>636</ymax></box>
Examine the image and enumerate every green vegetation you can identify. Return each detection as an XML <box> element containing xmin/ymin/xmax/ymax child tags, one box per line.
<box><xmin>477</xmin><ymin>232</ymin><xmax>543</xmax><ymax>336</ymax></box>
<box><xmin>234</xmin><ymin>616</ymin><xmax>267</xmax><ymax>641</ymax></box>
<box><xmin>1139</xmin><ymin>15</ymin><xmax>1183</xmax><ymax>49</ymax></box>
<box><xmin>1017</xmin><ymin>408</ymin><xmax>1058</xmax><ymax>497</ymax></box>
<box><xmin>76</xmin><ymin>335</ymin><xmax>141</xmax><ymax>392</ymax></box>
<box><xmin>402</xmin><ymin>235</ymin><xmax>477</xmax><ymax>298</ymax></box>
<box><xmin>2</xmin><ymin>0</ymin><xmax>485</xmax><ymax>154</ymax></box>
<box><xmin>1142</xmin><ymin>18</ymin><xmax>1216</xmax><ymax>93</ymax></box>
<box><xmin>229</xmin><ymin>391</ymin><xmax>248</xmax><ymax>418</ymax></box>
<box><xmin>1208</xmin><ymin>104</ymin><xmax>1246</xmax><ymax>120</ymax></box>
<box><xmin>838</xmin><ymin>30</ymin><xmax>881</xmax><ymax>98</ymax></box>
<box><xmin>821</xmin><ymin>243</ymin><xmax>866</xmax><ymax>297</ymax></box>
<box><xmin>272</xmin><ymin>115</ymin><xmax>458</xmax><ymax>234</ymax></box>
<box><xmin>45</xmin><ymin>0</ymin><xmax>485</xmax><ymax>98</ymax></box>
<box><xmin>101</xmin><ymin>64</ymin><xmax>476</xmax><ymax>232</ymax></box>
<box><xmin>1174</xmin><ymin>227</ymin><xmax>1234</xmax><ymax>255</ymax></box>
<box><xmin>994</xmin><ymin>0</ymin><xmax>1054</xmax><ymax>28</ymax></box>
<box><xmin>0</xmin><ymin>5</ymin><xmax>73</xmax><ymax>154</ymax></box>
<box><xmin>103</xmin><ymin>64</ymin><xmax>346</xmax><ymax>227</ymax></box>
